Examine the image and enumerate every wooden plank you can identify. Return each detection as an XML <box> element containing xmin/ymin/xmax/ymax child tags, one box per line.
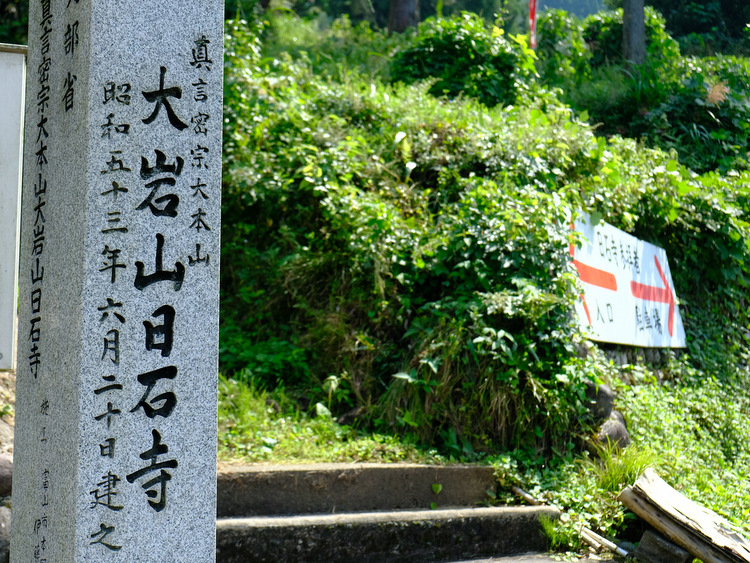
<box><xmin>618</xmin><ymin>486</ymin><xmax>736</xmax><ymax>563</ymax></box>
<box><xmin>632</xmin><ymin>469</ymin><xmax>750</xmax><ymax>562</ymax></box>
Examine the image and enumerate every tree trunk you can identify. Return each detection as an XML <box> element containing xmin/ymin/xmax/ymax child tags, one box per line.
<box><xmin>388</xmin><ymin>0</ymin><xmax>419</xmax><ymax>34</ymax></box>
<box><xmin>622</xmin><ymin>0</ymin><xmax>646</xmax><ymax>64</ymax></box>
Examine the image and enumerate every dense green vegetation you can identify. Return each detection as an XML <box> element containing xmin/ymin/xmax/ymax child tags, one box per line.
<box><xmin>500</xmin><ymin>354</ymin><xmax>750</xmax><ymax>544</ymax></box>
<box><xmin>538</xmin><ymin>7</ymin><xmax>750</xmax><ymax>173</ymax></box>
<box><xmin>218</xmin><ymin>8</ymin><xmax>750</xmax><ymax>547</ymax></box>
<box><xmin>222</xmin><ymin>10</ymin><xmax>750</xmax><ymax>442</ymax></box>
<box><xmin>2</xmin><ymin>0</ymin><xmax>749</xmax><ymax>550</ymax></box>
<box><xmin>604</xmin><ymin>0</ymin><xmax>750</xmax><ymax>55</ymax></box>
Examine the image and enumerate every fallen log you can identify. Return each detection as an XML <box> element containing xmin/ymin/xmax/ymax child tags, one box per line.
<box><xmin>618</xmin><ymin>468</ymin><xmax>750</xmax><ymax>563</ymax></box>
<box><xmin>511</xmin><ymin>486</ymin><xmax>542</xmax><ymax>506</ymax></box>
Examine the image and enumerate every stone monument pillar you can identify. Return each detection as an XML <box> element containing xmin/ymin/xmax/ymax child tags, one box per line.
<box><xmin>12</xmin><ymin>1</ymin><xmax>223</xmax><ymax>561</ymax></box>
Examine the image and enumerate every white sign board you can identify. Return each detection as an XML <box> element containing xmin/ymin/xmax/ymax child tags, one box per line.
<box><xmin>571</xmin><ymin>213</ymin><xmax>686</xmax><ymax>348</ymax></box>
<box><xmin>0</xmin><ymin>46</ymin><xmax>25</xmax><ymax>371</ymax></box>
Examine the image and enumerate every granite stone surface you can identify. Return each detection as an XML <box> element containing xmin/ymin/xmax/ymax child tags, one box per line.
<box><xmin>11</xmin><ymin>1</ymin><xmax>223</xmax><ymax>561</ymax></box>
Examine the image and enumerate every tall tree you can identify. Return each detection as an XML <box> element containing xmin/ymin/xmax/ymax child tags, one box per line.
<box><xmin>622</xmin><ymin>0</ymin><xmax>646</xmax><ymax>63</ymax></box>
<box><xmin>388</xmin><ymin>0</ymin><xmax>419</xmax><ymax>33</ymax></box>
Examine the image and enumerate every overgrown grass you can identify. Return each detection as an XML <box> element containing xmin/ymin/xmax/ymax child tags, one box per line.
<box><xmin>218</xmin><ymin>375</ymin><xmax>440</xmax><ymax>463</ymax></box>
<box><xmin>496</xmin><ymin>353</ymin><xmax>750</xmax><ymax>547</ymax></box>
<box><xmin>218</xmin><ymin>360</ymin><xmax>750</xmax><ymax>547</ymax></box>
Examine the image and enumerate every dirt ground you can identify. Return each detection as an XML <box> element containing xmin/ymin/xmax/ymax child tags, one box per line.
<box><xmin>0</xmin><ymin>370</ymin><xmax>15</xmax><ymax>456</ymax></box>
<box><xmin>0</xmin><ymin>371</ymin><xmax>14</xmax><ymax>409</ymax></box>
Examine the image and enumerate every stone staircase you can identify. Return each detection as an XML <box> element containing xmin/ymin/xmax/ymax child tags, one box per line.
<box><xmin>215</xmin><ymin>463</ymin><xmax>559</xmax><ymax>562</ymax></box>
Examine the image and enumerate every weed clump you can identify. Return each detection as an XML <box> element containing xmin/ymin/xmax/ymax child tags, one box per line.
<box><xmin>389</xmin><ymin>13</ymin><xmax>533</xmax><ymax>107</ymax></box>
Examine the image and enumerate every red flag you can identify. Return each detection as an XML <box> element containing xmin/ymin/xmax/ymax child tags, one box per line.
<box><xmin>529</xmin><ymin>0</ymin><xmax>538</xmax><ymax>49</ymax></box>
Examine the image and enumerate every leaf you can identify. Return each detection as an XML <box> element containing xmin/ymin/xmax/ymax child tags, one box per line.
<box><xmin>392</xmin><ymin>372</ymin><xmax>416</xmax><ymax>383</ymax></box>
<box><xmin>420</xmin><ymin>358</ymin><xmax>440</xmax><ymax>374</ymax></box>
<box><xmin>432</xmin><ymin>483</ymin><xmax>443</xmax><ymax>495</ymax></box>
<box><xmin>589</xmin><ymin>211</ymin><xmax>603</xmax><ymax>226</ymax></box>
<box><xmin>400</xmin><ymin>410</ymin><xmax>419</xmax><ymax>428</ymax></box>
<box><xmin>323</xmin><ymin>375</ymin><xmax>339</xmax><ymax>394</ymax></box>
<box><xmin>677</xmin><ymin>181</ymin><xmax>693</xmax><ymax>196</ymax></box>
<box><xmin>315</xmin><ymin>402</ymin><xmax>332</xmax><ymax>418</ymax></box>
<box><xmin>261</xmin><ymin>437</ymin><xmax>278</xmax><ymax>448</ymax></box>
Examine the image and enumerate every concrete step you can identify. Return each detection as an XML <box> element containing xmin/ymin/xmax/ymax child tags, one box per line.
<box><xmin>217</xmin><ymin>463</ymin><xmax>497</xmax><ymax>517</ymax></box>
<box><xmin>450</xmin><ymin>556</ymin><xmax>611</xmax><ymax>562</ymax></box>
<box><xmin>450</xmin><ymin>556</ymin><xmax>604</xmax><ymax>562</ymax></box>
<box><xmin>215</xmin><ymin>506</ymin><xmax>560</xmax><ymax>563</ymax></box>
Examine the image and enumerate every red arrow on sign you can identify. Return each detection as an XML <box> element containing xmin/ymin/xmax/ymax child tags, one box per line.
<box><xmin>630</xmin><ymin>256</ymin><xmax>675</xmax><ymax>337</ymax></box>
<box><xmin>573</xmin><ymin>260</ymin><xmax>618</xmax><ymax>291</ymax></box>
<box><xmin>571</xmin><ymin>260</ymin><xmax>618</xmax><ymax>326</ymax></box>
<box><xmin>569</xmin><ymin>231</ymin><xmax>618</xmax><ymax>291</ymax></box>
<box><xmin>569</xmin><ymin>229</ymin><xmax>618</xmax><ymax>325</ymax></box>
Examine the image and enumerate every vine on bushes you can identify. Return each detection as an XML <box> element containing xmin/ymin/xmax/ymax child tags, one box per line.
<box><xmin>389</xmin><ymin>12</ymin><xmax>535</xmax><ymax>107</ymax></box>
<box><xmin>536</xmin><ymin>8</ymin><xmax>750</xmax><ymax>173</ymax></box>
<box><xmin>221</xmin><ymin>15</ymin><xmax>750</xmax><ymax>459</ymax></box>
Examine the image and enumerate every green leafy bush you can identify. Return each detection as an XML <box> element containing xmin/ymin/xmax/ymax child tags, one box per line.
<box><xmin>553</xmin><ymin>10</ymin><xmax>750</xmax><ymax>173</ymax></box>
<box><xmin>221</xmin><ymin>16</ymin><xmax>750</xmax><ymax>460</ymax></box>
<box><xmin>535</xmin><ymin>9</ymin><xmax>591</xmax><ymax>83</ymax></box>
<box><xmin>552</xmin><ymin>9</ymin><xmax>685</xmax><ymax>144</ymax></box>
<box><xmin>589</xmin><ymin>53</ymin><xmax>750</xmax><ymax>173</ymax></box>
<box><xmin>389</xmin><ymin>13</ymin><xmax>534</xmax><ymax>107</ymax></box>
<box><xmin>648</xmin><ymin>0</ymin><xmax>750</xmax><ymax>40</ymax></box>
<box><xmin>582</xmin><ymin>7</ymin><xmax>680</xmax><ymax>67</ymax></box>
<box><xmin>637</xmin><ymin>73</ymin><xmax>750</xmax><ymax>172</ymax></box>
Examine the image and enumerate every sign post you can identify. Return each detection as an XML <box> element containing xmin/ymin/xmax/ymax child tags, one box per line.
<box><xmin>529</xmin><ymin>0</ymin><xmax>538</xmax><ymax>49</ymax></box>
